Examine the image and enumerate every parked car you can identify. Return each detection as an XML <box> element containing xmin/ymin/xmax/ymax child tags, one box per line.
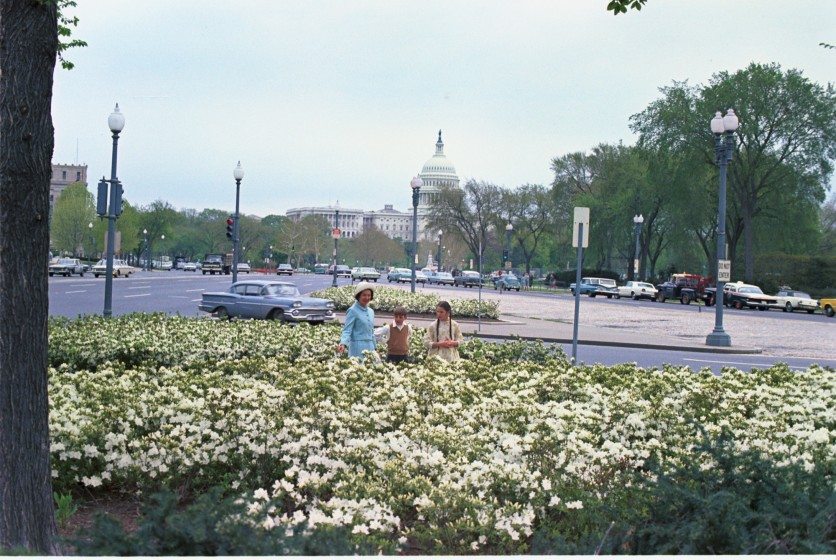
<box><xmin>313</xmin><ymin>264</ymin><xmax>328</xmax><ymax>274</ymax></box>
<box><xmin>820</xmin><ymin>297</ymin><xmax>835</xmax><ymax>318</ymax></box>
<box><xmin>237</xmin><ymin>263</ymin><xmax>252</xmax><ymax>274</ymax></box>
<box><xmin>494</xmin><ymin>273</ymin><xmax>521</xmax><ymax>291</ymax></box>
<box><xmin>387</xmin><ymin>267</ymin><xmax>412</xmax><ymax>283</ymax></box>
<box><xmin>453</xmin><ymin>270</ymin><xmax>484</xmax><ymax>288</ymax></box>
<box><xmin>569</xmin><ymin>277</ymin><xmax>618</xmax><ymax>298</ymax></box>
<box><xmin>428</xmin><ymin>271</ymin><xmax>455</xmax><ymax>285</ymax></box>
<box><xmin>295</xmin><ymin>267</ymin><xmax>310</xmax><ymax>274</ymax></box>
<box><xmin>617</xmin><ymin>281</ymin><xmax>658</xmax><ymax>300</ymax></box>
<box><xmin>327</xmin><ymin>265</ymin><xmax>352</xmax><ymax>278</ymax></box>
<box><xmin>183</xmin><ymin>262</ymin><xmax>197</xmax><ymax>272</ymax></box>
<box><xmin>352</xmin><ymin>267</ymin><xmax>381</xmax><ymax>281</ymax></box>
<box><xmin>655</xmin><ymin>273</ymin><xmax>713</xmax><ymax>305</ymax></box>
<box><xmin>414</xmin><ymin>270</ymin><xmax>428</xmax><ymax>284</ymax></box>
<box><xmin>773</xmin><ymin>289</ymin><xmax>818</xmax><ymax>314</ymax></box>
<box><xmin>276</xmin><ymin>263</ymin><xmax>293</xmax><ymax>276</ymax></box>
<box><xmin>49</xmin><ymin>258</ymin><xmax>85</xmax><ymax>277</ymax></box>
<box><xmin>723</xmin><ymin>282</ymin><xmax>777</xmax><ymax>310</ymax></box>
<box><xmin>198</xmin><ymin>280</ymin><xmax>335</xmax><ymax>324</ymax></box>
<box><xmin>92</xmin><ymin>259</ymin><xmax>135</xmax><ymax>278</ymax></box>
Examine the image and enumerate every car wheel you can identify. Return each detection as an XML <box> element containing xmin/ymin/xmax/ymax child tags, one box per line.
<box><xmin>707</xmin><ymin>296</ymin><xmax>715</xmax><ymax>307</ymax></box>
<box><xmin>807</xmin><ymin>309</ymin><xmax>815</xmax><ymax>314</ymax></box>
<box><xmin>606</xmin><ymin>294</ymin><xmax>612</xmax><ymax>299</ymax></box>
<box><xmin>615</xmin><ymin>294</ymin><xmax>621</xmax><ymax>299</ymax></box>
<box><xmin>49</xmin><ymin>273</ymin><xmax>53</xmax><ymax>277</ymax></box>
<box><xmin>94</xmin><ymin>274</ymin><xmax>100</xmax><ymax>278</ymax></box>
<box><xmin>785</xmin><ymin>302</ymin><xmax>793</xmax><ymax>312</ymax></box>
<box><xmin>759</xmin><ymin>305</ymin><xmax>767</xmax><ymax>311</ymax></box>
<box><xmin>589</xmin><ymin>293</ymin><xmax>595</xmax><ymax>298</ymax></box>
<box><xmin>516</xmin><ymin>288</ymin><xmax>520</xmax><ymax>292</ymax></box>
<box><xmin>826</xmin><ymin>305</ymin><xmax>834</xmax><ymax>318</ymax></box>
<box><xmin>632</xmin><ymin>293</ymin><xmax>639</xmax><ymax>300</ymax></box>
<box><xmin>267</xmin><ymin>309</ymin><xmax>284</xmax><ymax>322</ymax></box>
<box><xmin>215</xmin><ymin>307</ymin><xmax>230</xmax><ymax>321</ymax></box>
<box><xmin>681</xmin><ymin>294</ymin><xmax>691</xmax><ymax>305</ymax></box>
<box><xmin>734</xmin><ymin>301</ymin><xmax>743</xmax><ymax>310</ymax></box>
<box><xmin>656</xmin><ymin>293</ymin><xmax>665</xmax><ymax>303</ymax></box>
<box><xmin>115</xmin><ymin>270</ymin><xmax>121</xmax><ymax>277</ymax></box>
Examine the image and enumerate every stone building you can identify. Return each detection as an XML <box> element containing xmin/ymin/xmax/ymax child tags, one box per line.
<box><xmin>286</xmin><ymin>131</ymin><xmax>460</xmax><ymax>241</ymax></box>
<box><xmin>50</xmin><ymin>163</ymin><xmax>88</xmax><ymax>209</ymax></box>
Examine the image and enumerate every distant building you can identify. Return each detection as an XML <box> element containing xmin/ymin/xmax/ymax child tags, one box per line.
<box><xmin>50</xmin><ymin>163</ymin><xmax>87</xmax><ymax>209</ymax></box>
<box><xmin>286</xmin><ymin>131</ymin><xmax>460</xmax><ymax>241</ymax></box>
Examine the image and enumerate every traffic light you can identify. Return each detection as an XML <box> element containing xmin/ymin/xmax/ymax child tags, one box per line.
<box><xmin>226</xmin><ymin>217</ymin><xmax>234</xmax><ymax>240</ymax></box>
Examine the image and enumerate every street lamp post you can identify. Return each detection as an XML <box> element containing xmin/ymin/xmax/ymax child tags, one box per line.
<box><xmin>160</xmin><ymin>235</ymin><xmax>165</xmax><ymax>266</ymax></box>
<box><xmin>409</xmin><ymin>176</ymin><xmax>423</xmax><ymax>293</ymax></box>
<box><xmin>142</xmin><ymin>228</ymin><xmax>148</xmax><ymax>270</ymax></box>
<box><xmin>504</xmin><ymin>222</ymin><xmax>513</xmax><ymax>270</ymax></box>
<box><xmin>436</xmin><ymin>230</ymin><xmax>442</xmax><ymax>271</ymax></box>
<box><xmin>87</xmin><ymin>222</ymin><xmax>93</xmax><ymax>259</ymax></box>
<box><xmin>102</xmin><ymin>104</ymin><xmax>125</xmax><ymax>318</ymax></box>
<box><xmin>632</xmin><ymin>214</ymin><xmax>644</xmax><ymax>280</ymax></box>
<box><xmin>331</xmin><ymin>207</ymin><xmax>340</xmax><ymax>288</ymax></box>
<box><xmin>232</xmin><ymin>162</ymin><xmax>244</xmax><ymax>283</ymax></box>
<box><xmin>705</xmin><ymin>109</ymin><xmax>738</xmax><ymax>347</ymax></box>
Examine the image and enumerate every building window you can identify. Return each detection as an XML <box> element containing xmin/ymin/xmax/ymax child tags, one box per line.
<box><xmin>62</xmin><ymin>171</ymin><xmax>67</xmax><ymax>180</ymax></box>
<box><xmin>76</xmin><ymin>171</ymin><xmax>81</xmax><ymax>181</ymax></box>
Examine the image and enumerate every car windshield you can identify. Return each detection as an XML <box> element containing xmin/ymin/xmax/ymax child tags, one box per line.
<box><xmin>739</xmin><ymin>286</ymin><xmax>763</xmax><ymax>294</ymax></box>
<box><xmin>505</xmin><ymin>274</ymin><xmax>517</xmax><ymax>280</ymax></box>
<box><xmin>438</xmin><ymin>273</ymin><xmax>452</xmax><ymax>278</ymax></box>
<box><xmin>263</xmin><ymin>284</ymin><xmax>300</xmax><ymax>296</ymax></box>
<box><xmin>58</xmin><ymin>259</ymin><xmax>76</xmax><ymax>264</ymax></box>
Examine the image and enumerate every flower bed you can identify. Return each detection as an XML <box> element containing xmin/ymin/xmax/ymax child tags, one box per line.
<box><xmin>310</xmin><ymin>285</ymin><xmax>500</xmax><ymax>319</ymax></box>
<box><xmin>50</xmin><ymin>315</ymin><xmax>835</xmax><ymax>554</ymax></box>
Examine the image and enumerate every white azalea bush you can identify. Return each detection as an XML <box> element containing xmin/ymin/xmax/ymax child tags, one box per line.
<box><xmin>49</xmin><ymin>315</ymin><xmax>835</xmax><ymax>554</ymax></box>
<box><xmin>311</xmin><ymin>285</ymin><xmax>500</xmax><ymax>319</ymax></box>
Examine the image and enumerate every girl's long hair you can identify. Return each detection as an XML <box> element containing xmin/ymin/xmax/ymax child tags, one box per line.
<box><xmin>435</xmin><ymin>301</ymin><xmax>452</xmax><ymax>340</ymax></box>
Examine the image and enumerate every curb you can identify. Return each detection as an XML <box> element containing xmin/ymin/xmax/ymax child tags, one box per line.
<box><xmin>461</xmin><ymin>330</ymin><xmax>763</xmax><ymax>355</ymax></box>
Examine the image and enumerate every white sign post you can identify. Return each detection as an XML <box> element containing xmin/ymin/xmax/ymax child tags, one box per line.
<box><xmin>572</xmin><ymin>207</ymin><xmax>590</xmax><ymax>248</ymax></box>
<box><xmin>571</xmin><ymin>207</ymin><xmax>589</xmax><ymax>364</ymax></box>
<box><xmin>717</xmin><ymin>259</ymin><xmax>731</xmax><ymax>282</ymax></box>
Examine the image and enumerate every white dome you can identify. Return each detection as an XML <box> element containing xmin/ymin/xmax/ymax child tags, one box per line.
<box><xmin>418</xmin><ymin>130</ymin><xmax>459</xmax><ymax>183</ymax></box>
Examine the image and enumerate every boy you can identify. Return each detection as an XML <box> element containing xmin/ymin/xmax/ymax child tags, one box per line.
<box><xmin>374</xmin><ymin>306</ymin><xmax>412</xmax><ymax>363</ymax></box>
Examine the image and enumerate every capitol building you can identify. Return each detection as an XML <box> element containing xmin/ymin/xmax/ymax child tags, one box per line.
<box><xmin>285</xmin><ymin>131</ymin><xmax>460</xmax><ymax>241</ymax></box>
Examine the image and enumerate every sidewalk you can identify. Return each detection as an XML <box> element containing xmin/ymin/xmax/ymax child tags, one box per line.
<box><xmin>341</xmin><ymin>311</ymin><xmax>763</xmax><ymax>355</ymax></box>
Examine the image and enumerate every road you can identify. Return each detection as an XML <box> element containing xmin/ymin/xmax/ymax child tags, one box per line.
<box><xmin>49</xmin><ymin>271</ymin><xmax>835</xmax><ymax>374</ymax></box>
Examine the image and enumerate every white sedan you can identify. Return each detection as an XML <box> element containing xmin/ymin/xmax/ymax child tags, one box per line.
<box><xmin>183</xmin><ymin>262</ymin><xmax>197</xmax><ymax>271</ymax></box>
<box><xmin>616</xmin><ymin>281</ymin><xmax>658</xmax><ymax>301</ymax></box>
<box><xmin>92</xmin><ymin>259</ymin><xmax>136</xmax><ymax>278</ymax></box>
<box><xmin>774</xmin><ymin>289</ymin><xmax>818</xmax><ymax>314</ymax></box>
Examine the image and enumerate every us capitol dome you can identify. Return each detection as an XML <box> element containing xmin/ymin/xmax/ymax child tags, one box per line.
<box><xmin>417</xmin><ymin>130</ymin><xmax>460</xmax><ymax>210</ymax></box>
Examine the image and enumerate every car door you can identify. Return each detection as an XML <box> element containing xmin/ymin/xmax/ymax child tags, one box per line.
<box><xmin>229</xmin><ymin>284</ymin><xmax>252</xmax><ymax>318</ymax></box>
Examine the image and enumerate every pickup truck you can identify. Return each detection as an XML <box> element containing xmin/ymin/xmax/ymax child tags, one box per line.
<box><xmin>49</xmin><ymin>258</ymin><xmax>85</xmax><ymax>277</ymax></box>
<box><xmin>655</xmin><ymin>273</ymin><xmax>714</xmax><ymax>305</ymax></box>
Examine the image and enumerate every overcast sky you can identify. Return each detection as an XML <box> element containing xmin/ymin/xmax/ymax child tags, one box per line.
<box><xmin>51</xmin><ymin>1</ymin><xmax>834</xmax><ymax>217</ymax></box>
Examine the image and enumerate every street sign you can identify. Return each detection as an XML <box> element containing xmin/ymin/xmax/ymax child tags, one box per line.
<box><xmin>331</xmin><ymin>227</ymin><xmax>341</xmax><ymax>239</ymax></box>
<box><xmin>717</xmin><ymin>259</ymin><xmax>731</xmax><ymax>282</ymax></box>
<box><xmin>634</xmin><ymin>258</ymin><xmax>640</xmax><ymax>275</ymax></box>
<box><xmin>572</xmin><ymin>207</ymin><xmax>590</xmax><ymax>248</ymax></box>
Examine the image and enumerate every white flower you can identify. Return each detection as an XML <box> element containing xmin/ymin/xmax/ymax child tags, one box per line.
<box><xmin>253</xmin><ymin>488</ymin><xmax>269</xmax><ymax>501</ymax></box>
<box><xmin>566</xmin><ymin>500</ymin><xmax>583</xmax><ymax>509</ymax></box>
<box><xmin>81</xmin><ymin>475</ymin><xmax>102</xmax><ymax>487</ymax></box>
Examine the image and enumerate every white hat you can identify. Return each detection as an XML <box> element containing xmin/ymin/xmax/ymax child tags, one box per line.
<box><xmin>353</xmin><ymin>281</ymin><xmax>375</xmax><ymax>299</ymax></box>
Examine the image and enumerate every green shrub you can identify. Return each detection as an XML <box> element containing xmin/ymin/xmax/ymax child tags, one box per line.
<box><xmin>68</xmin><ymin>487</ymin><xmax>389</xmax><ymax>556</ymax></box>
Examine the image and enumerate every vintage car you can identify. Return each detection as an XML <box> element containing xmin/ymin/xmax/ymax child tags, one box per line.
<box><xmin>199</xmin><ymin>280</ymin><xmax>335</xmax><ymax>323</ymax></box>
<box><xmin>428</xmin><ymin>271</ymin><xmax>455</xmax><ymax>285</ymax></box>
<box><xmin>569</xmin><ymin>277</ymin><xmax>618</xmax><ymax>298</ymax></box>
<box><xmin>351</xmin><ymin>266</ymin><xmax>381</xmax><ymax>281</ymax></box>
<box><xmin>616</xmin><ymin>281</ymin><xmax>658</xmax><ymax>300</ymax></box>
<box><xmin>237</xmin><ymin>263</ymin><xmax>252</xmax><ymax>274</ymax></box>
<box><xmin>773</xmin><ymin>289</ymin><xmax>818</xmax><ymax>314</ymax></box>
<box><xmin>276</xmin><ymin>263</ymin><xmax>294</xmax><ymax>276</ymax></box>
<box><xmin>327</xmin><ymin>265</ymin><xmax>352</xmax><ymax>278</ymax></box>
<box><xmin>49</xmin><ymin>258</ymin><xmax>85</xmax><ymax>277</ymax></box>
<box><xmin>387</xmin><ymin>267</ymin><xmax>412</xmax><ymax>283</ymax></box>
<box><xmin>820</xmin><ymin>297</ymin><xmax>835</xmax><ymax>318</ymax></box>
<box><xmin>183</xmin><ymin>262</ymin><xmax>198</xmax><ymax>271</ymax></box>
<box><xmin>723</xmin><ymin>282</ymin><xmax>778</xmax><ymax>310</ymax></box>
<box><xmin>453</xmin><ymin>270</ymin><xmax>484</xmax><ymax>288</ymax></box>
<box><xmin>493</xmin><ymin>273</ymin><xmax>521</xmax><ymax>291</ymax></box>
<box><xmin>92</xmin><ymin>259</ymin><xmax>135</xmax><ymax>278</ymax></box>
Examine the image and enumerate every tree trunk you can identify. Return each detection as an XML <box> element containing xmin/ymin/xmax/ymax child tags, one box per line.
<box><xmin>743</xmin><ymin>200</ymin><xmax>755</xmax><ymax>281</ymax></box>
<box><xmin>0</xmin><ymin>0</ymin><xmax>59</xmax><ymax>554</ymax></box>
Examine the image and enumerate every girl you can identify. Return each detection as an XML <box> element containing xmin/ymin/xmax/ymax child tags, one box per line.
<box><xmin>424</xmin><ymin>300</ymin><xmax>464</xmax><ymax>362</ymax></box>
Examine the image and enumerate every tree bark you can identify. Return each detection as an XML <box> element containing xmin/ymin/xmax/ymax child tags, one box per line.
<box><xmin>0</xmin><ymin>0</ymin><xmax>59</xmax><ymax>554</ymax></box>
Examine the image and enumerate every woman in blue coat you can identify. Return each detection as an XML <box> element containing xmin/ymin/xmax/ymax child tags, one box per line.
<box><xmin>337</xmin><ymin>282</ymin><xmax>376</xmax><ymax>358</ymax></box>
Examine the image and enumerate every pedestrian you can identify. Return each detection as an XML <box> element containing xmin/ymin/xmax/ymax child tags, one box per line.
<box><xmin>337</xmin><ymin>281</ymin><xmax>377</xmax><ymax>359</ymax></box>
<box><xmin>424</xmin><ymin>300</ymin><xmax>464</xmax><ymax>362</ymax></box>
<box><xmin>522</xmin><ymin>272</ymin><xmax>530</xmax><ymax>291</ymax></box>
<box><xmin>374</xmin><ymin>306</ymin><xmax>413</xmax><ymax>363</ymax></box>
